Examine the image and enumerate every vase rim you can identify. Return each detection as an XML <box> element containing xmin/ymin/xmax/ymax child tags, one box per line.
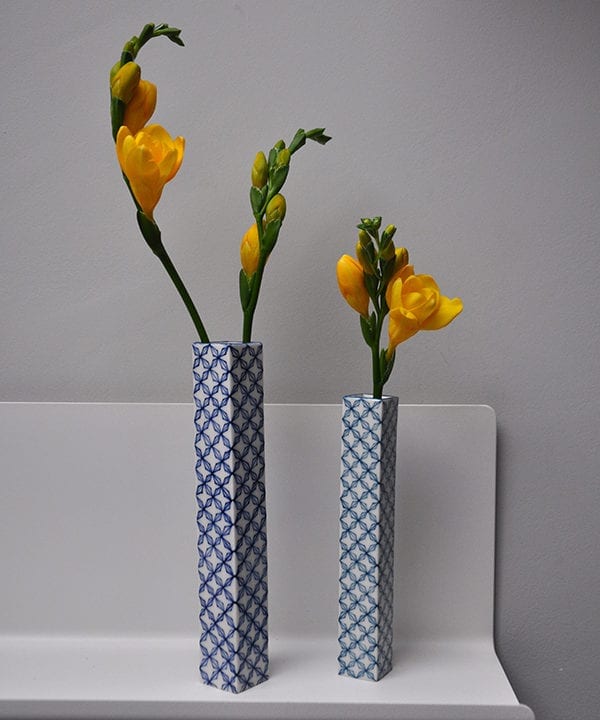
<box><xmin>192</xmin><ymin>340</ymin><xmax>262</xmax><ymax>348</ymax></box>
<box><xmin>343</xmin><ymin>393</ymin><xmax>399</xmax><ymax>403</ymax></box>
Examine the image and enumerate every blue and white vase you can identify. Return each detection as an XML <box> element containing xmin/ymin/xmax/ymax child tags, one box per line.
<box><xmin>338</xmin><ymin>393</ymin><xmax>399</xmax><ymax>681</ymax></box>
<box><xmin>192</xmin><ymin>341</ymin><xmax>268</xmax><ymax>693</ymax></box>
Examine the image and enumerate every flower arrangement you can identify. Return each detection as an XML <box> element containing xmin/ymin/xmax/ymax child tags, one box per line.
<box><xmin>109</xmin><ymin>23</ymin><xmax>330</xmax><ymax>342</ymax></box>
<box><xmin>336</xmin><ymin>216</ymin><xmax>463</xmax><ymax>398</ymax></box>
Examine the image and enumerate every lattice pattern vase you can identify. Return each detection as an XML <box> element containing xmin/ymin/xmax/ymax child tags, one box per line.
<box><xmin>192</xmin><ymin>342</ymin><xmax>268</xmax><ymax>693</ymax></box>
<box><xmin>338</xmin><ymin>393</ymin><xmax>399</xmax><ymax>681</ymax></box>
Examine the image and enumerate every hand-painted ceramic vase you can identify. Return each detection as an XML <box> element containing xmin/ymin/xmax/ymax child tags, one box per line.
<box><xmin>192</xmin><ymin>341</ymin><xmax>268</xmax><ymax>693</ymax></box>
<box><xmin>338</xmin><ymin>393</ymin><xmax>399</xmax><ymax>681</ymax></box>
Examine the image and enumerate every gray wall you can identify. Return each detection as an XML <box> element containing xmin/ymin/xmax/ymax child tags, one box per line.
<box><xmin>2</xmin><ymin>1</ymin><xmax>599</xmax><ymax>718</ymax></box>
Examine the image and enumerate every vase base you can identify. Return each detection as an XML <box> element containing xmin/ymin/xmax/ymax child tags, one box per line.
<box><xmin>338</xmin><ymin>661</ymin><xmax>392</xmax><ymax>682</ymax></box>
<box><xmin>199</xmin><ymin>669</ymin><xmax>269</xmax><ymax>694</ymax></box>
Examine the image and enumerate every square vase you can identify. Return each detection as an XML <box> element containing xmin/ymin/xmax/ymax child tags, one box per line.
<box><xmin>192</xmin><ymin>342</ymin><xmax>268</xmax><ymax>693</ymax></box>
<box><xmin>338</xmin><ymin>394</ymin><xmax>399</xmax><ymax>681</ymax></box>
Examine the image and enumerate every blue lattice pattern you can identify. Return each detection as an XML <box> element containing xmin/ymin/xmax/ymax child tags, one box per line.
<box><xmin>192</xmin><ymin>342</ymin><xmax>268</xmax><ymax>693</ymax></box>
<box><xmin>338</xmin><ymin>394</ymin><xmax>398</xmax><ymax>680</ymax></box>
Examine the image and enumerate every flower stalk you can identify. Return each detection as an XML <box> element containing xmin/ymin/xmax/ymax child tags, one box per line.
<box><xmin>110</xmin><ymin>23</ymin><xmax>209</xmax><ymax>342</ymax></box>
<box><xmin>337</xmin><ymin>216</ymin><xmax>463</xmax><ymax>399</ymax></box>
<box><xmin>111</xmin><ymin>23</ymin><xmax>330</xmax><ymax>345</ymax></box>
<box><xmin>240</xmin><ymin>128</ymin><xmax>331</xmax><ymax>342</ymax></box>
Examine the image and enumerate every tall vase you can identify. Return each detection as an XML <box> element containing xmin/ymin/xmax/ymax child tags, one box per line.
<box><xmin>338</xmin><ymin>393</ymin><xmax>399</xmax><ymax>681</ymax></box>
<box><xmin>192</xmin><ymin>341</ymin><xmax>268</xmax><ymax>693</ymax></box>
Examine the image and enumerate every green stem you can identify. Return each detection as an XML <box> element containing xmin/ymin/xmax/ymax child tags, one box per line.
<box><xmin>155</xmin><ymin>246</ymin><xmax>210</xmax><ymax>343</ymax></box>
<box><xmin>372</xmin><ymin>343</ymin><xmax>383</xmax><ymax>399</ymax></box>
<box><xmin>242</xmin><ymin>254</ymin><xmax>267</xmax><ymax>342</ymax></box>
<box><xmin>371</xmin><ymin>293</ymin><xmax>387</xmax><ymax>399</ymax></box>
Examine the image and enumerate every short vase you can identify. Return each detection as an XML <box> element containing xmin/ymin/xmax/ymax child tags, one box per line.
<box><xmin>338</xmin><ymin>393</ymin><xmax>399</xmax><ymax>681</ymax></box>
<box><xmin>192</xmin><ymin>341</ymin><xmax>268</xmax><ymax>693</ymax></box>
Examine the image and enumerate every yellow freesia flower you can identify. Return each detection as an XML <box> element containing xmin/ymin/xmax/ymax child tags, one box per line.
<box><xmin>116</xmin><ymin>124</ymin><xmax>184</xmax><ymax>218</ymax></box>
<box><xmin>240</xmin><ymin>223</ymin><xmax>260</xmax><ymax>277</ymax></box>
<box><xmin>385</xmin><ymin>264</ymin><xmax>463</xmax><ymax>355</ymax></box>
<box><xmin>336</xmin><ymin>254</ymin><xmax>370</xmax><ymax>317</ymax></box>
<box><xmin>123</xmin><ymin>79</ymin><xmax>157</xmax><ymax>134</ymax></box>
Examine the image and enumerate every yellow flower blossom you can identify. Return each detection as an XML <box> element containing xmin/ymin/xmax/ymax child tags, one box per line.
<box><xmin>116</xmin><ymin>124</ymin><xmax>184</xmax><ymax>219</ymax></box>
<box><xmin>336</xmin><ymin>254</ymin><xmax>370</xmax><ymax>317</ymax></box>
<box><xmin>385</xmin><ymin>264</ymin><xmax>463</xmax><ymax>355</ymax></box>
<box><xmin>123</xmin><ymin>79</ymin><xmax>157</xmax><ymax>134</ymax></box>
<box><xmin>240</xmin><ymin>223</ymin><xmax>260</xmax><ymax>277</ymax></box>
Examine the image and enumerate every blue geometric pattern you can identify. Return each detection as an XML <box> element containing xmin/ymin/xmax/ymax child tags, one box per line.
<box><xmin>338</xmin><ymin>394</ymin><xmax>398</xmax><ymax>681</ymax></box>
<box><xmin>192</xmin><ymin>342</ymin><xmax>268</xmax><ymax>693</ymax></box>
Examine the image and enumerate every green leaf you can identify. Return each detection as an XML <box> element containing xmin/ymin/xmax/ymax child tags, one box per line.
<box><xmin>288</xmin><ymin>128</ymin><xmax>306</xmax><ymax>154</ymax></box>
<box><xmin>250</xmin><ymin>186</ymin><xmax>266</xmax><ymax>215</ymax></box>
<box><xmin>136</xmin><ymin>210</ymin><xmax>163</xmax><ymax>255</ymax></box>
<box><xmin>360</xmin><ymin>314</ymin><xmax>374</xmax><ymax>346</ymax></box>
<box><xmin>166</xmin><ymin>32</ymin><xmax>185</xmax><ymax>47</ymax></box>
<box><xmin>239</xmin><ymin>268</ymin><xmax>252</xmax><ymax>310</ymax></box>
<box><xmin>138</xmin><ymin>23</ymin><xmax>155</xmax><ymax>46</ymax></box>
<box><xmin>110</xmin><ymin>97</ymin><xmax>125</xmax><ymax>141</ymax></box>
<box><xmin>305</xmin><ymin>127</ymin><xmax>332</xmax><ymax>145</ymax></box>
<box><xmin>269</xmin><ymin>164</ymin><xmax>289</xmax><ymax>195</ymax></box>
<box><xmin>381</xmin><ymin>348</ymin><xmax>396</xmax><ymax>386</ymax></box>
<box><xmin>365</xmin><ymin>274</ymin><xmax>378</xmax><ymax>302</ymax></box>
<box><xmin>262</xmin><ymin>218</ymin><xmax>282</xmax><ymax>255</ymax></box>
<box><xmin>268</xmin><ymin>146</ymin><xmax>278</xmax><ymax>169</ymax></box>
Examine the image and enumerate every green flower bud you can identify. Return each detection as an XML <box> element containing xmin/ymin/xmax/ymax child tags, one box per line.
<box><xmin>265</xmin><ymin>194</ymin><xmax>286</xmax><ymax>223</ymax></box>
<box><xmin>275</xmin><ymin>148</ymin><xmax>290</xmax><ymax>168</ymax></box>
<box><xmin>251</xmin><ymin>151</ymin><xmax>268</xmax><ymax>188</ymax></box>
<box><xmin>356</xmin><ymin>241</ymin><xmax>375</xmax><ymax>274</ymax></box>
<box><xmin>273</xmin><ymin>140</ymin><xmax>286</xmax><ymax>151</ymax></box>
<box><xmin>394</xmin><ymin>247</ymin><xmax>409</xmax><ymax>272</ymax></box>
<box><xmin>109</xmin><ymin>61</ymin><xmax>122</xmax><ymax>83</ymax></box>
<box><xmin>110</xmin><ymin>61</ymin><xmax>141</xmax><ymax>103</ymax></box>
<box><xmin>358</xmin><ymin>229</ymin><xmax>371</xmax><ymax>248</ymax></box>
<box><xmin>382</xmin><ymin>224</ymin><xmax>397</xmax><ymax>242</ymax></box>
<box><xmin>380</xmin><ymin>241</ymin><xmax>395</xmax><ymax>261</ymax></box>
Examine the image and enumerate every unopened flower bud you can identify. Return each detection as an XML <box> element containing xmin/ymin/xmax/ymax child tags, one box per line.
<box><xmin>240</xmin><ymin>223</ymin><xmax>260</xmax><ymax>277</ymax></box>
<box><xmin>265</xmin><ymin>194</ymin><xmax>286</xmax><ymax>223</ymax></box>
<box><xmin>109</xmin><ymin>61</ymin><xmax>122</xmax><ymax>83</ymax></box>
<box><xmin>251</xmin><ymin>151</ymin><xmax>268</xmax><ymax>188</ymax></box>
<box><xmin>356</xmin><ymin>241</ymin><xmax>375</xmax><ymax>274</ymax></box>
<box><xmin>380</xmin><ymin>241</ymin><xmax>395</xmax><ymax>261</ymax></box>
<box><xmin>123</xmin><ymin>79</ymin><xmax>157</xmax><ymax>134</ymax></box>
<box><xmin>358</xmin><ymin>229</ymin><xmax>371</xmax><ymax>248</ymax></box>
<box><xmin>275</xmin><ymin>148</ymin><xmax>290</xmax><ymax>168</ymax></box>
<box><xmin>110</xmin><ymin>62</ymin><xmax>141</xmax><ymax>103</ymax></box>
<box><xmin>273</xmin><ymin>140</ymin><xmax>286</xmax><ymax>151</ymax></box>
<box><xmin>394</xmin><ymin>247</ymin><xmax>409</xmax><ymax>272</ymax></box>
<box><xmin>382</xmin><ymin>224</ymin><xmax>397</xmax><ymax>241</ymax></box>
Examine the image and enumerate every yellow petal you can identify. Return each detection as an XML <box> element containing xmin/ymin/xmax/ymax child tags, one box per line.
<box><xmin>388</xmin><ymin>306</ymin><xmax>419</xmax><ymax>349</ymax></box>
<box><xmin>163</xmin><ymin>137</ymin><xmax>185</xmax><ymax>182</ymax></box>
<box><xmin>115</xmin><ymin>126</ymin><xmax>133</xmax><ymax>173</ymax></box>
<box><xmin>240</xmin><ymin>224</ymin><xmax>260</xmax><ymax>276</ymax></box>
<box><xmin>336</xmin><ymin>254</ymin><xmax>370</xmax><ymax>317</ymax></box>
<box><xmin>404</xmin><ymin>287</ymin><xmax>439</xmax><ymax>322</ymax></box>
<box><xmin>421</xmin><ymin>296</ymin><xmax>463</xmax><ymax>330</ymax></box>
<box><xmin>123</xmin><ymin>79</ymin><xmax>157</xmax><ymax>134</ymax></box>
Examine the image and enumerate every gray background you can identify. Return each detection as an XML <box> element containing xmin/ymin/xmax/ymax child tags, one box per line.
<box><xmin>2</xmin><ymin>1</ymin><xmax>599</xmax><ymax>718</ymax></box>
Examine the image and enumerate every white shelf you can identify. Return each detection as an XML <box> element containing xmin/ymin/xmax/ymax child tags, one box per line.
<box><xmin>0</xmin><ymin>636</ymin><xmax>530</xmax><ymax>719</ymax></box>
<box><xmin>0</xmin><ymin>403</ymin><xmax>533</xmax><ymax>719</ymax></box>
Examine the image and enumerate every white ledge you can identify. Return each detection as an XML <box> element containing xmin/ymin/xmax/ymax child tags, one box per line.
<box><xmin>0</xmin><ymin>403</ymin><xmax>533</xmax><ymax>719</ymax></box>
<box><xmin>0</xmin><ymin>636</ymin><xmax>532</xmax><ymax>719</ymax></box>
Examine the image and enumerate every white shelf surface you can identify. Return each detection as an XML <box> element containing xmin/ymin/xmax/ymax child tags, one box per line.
<box><xmin>0</xmin><ymin>403</ymin><xmax>533</xmax><ymax>719</ymax></box>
